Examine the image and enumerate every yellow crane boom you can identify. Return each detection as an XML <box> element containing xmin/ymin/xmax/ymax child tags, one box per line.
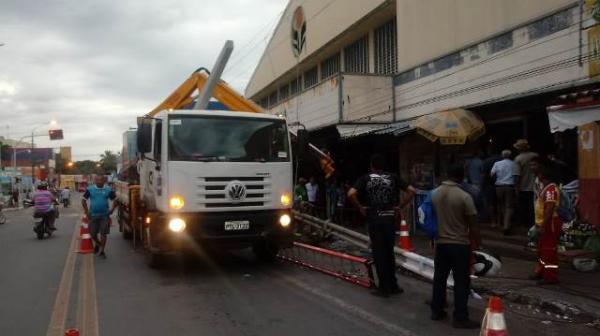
<box><xmin>147</xmin><ymin>68</ymin><xmax>335</xmax><ymax>177</ymax></box>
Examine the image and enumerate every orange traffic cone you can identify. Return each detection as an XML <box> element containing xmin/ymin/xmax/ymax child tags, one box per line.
<box><xmin>77</xmin><ymin>217</ymin><xmax>94</xmax><ymax>254</ymax></box>
<box><xmin>480</xmin><ymin>296</ymin><xmax>508</xmax><ymax>336</ymax></box>
<box><xmin>397</xmin><ymin>219</ymin><xmax>415</xmax><ymax>251</ymax></box>
<box><xmin>65</xmin><ymin>328</ymin><xmax>80</xmax><ymax>336</ymax></box>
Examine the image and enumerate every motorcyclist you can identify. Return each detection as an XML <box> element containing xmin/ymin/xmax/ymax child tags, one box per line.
<box><xmin>61</xmin><ymin>187</ymin><xmax>71</xmax><ymax>207</ymax></box>
<box><xmin>32</xmin><ymin>182</ymin><xmax>58</xmax><ymax>230</ymax></box>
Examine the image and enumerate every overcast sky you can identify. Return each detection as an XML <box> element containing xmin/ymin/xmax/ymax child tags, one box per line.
<box><xmin>0</xmin><ymin>0</ymin><xmax>286</xmax><ymax>161</ymax></box>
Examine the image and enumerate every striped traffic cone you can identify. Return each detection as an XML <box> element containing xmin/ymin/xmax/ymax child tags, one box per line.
<box><xmin>77</xmin><ymin>217</ymin><xmax>94</xmax><ymax>254</ymax></box>
<box><xmin>480</xmin><ymin>296</ymin><xmax>508</xmax><ymax>336</ymax></box>
<box><xmin>397</xmin><ymin>219</ymin><xmax>415</xmax><ymax>251</ymax></box>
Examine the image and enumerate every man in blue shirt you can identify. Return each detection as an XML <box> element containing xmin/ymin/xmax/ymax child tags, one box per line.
<box><xmin>82</xmin><ymin>175</ymin><xmax>116</xmax><ymax>258</ymax></box>
<box><xmin>490</xmin><ymin>150</ymin><xmax>518</xmax><ymax>236</ymax></box>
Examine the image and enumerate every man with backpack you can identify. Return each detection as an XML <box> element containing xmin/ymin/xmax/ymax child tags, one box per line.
<box><xmin>348</xmin><ymin>154</ymin><xmax>416</xmax><ymax>297</ymax></box>
<box><xmin>530</xmin><ymin>157</ymin><xmax>563</xmax><ymax>285</ymax></box>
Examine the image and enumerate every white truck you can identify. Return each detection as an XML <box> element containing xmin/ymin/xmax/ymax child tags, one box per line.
<box><xmin>115</xmin><ymin>42</ymin><xmax>300</xmax><ymax>267</ymax></box>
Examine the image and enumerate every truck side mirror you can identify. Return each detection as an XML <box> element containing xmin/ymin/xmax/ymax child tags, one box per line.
<box><xmin>297</xmin><ymin>129</ymin><xmax>309</xmax><ymax>159</ymax></box>
<box><xmin>136</xmin><ymin>118</ymin><xmax>152</xmax><ymax>154</ymax></box>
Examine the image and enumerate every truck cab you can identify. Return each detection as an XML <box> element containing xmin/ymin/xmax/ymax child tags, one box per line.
<box><xmin>136</xmin><ymin>109</ymin><xmax>294</xmax><ymax>261</ymax></box>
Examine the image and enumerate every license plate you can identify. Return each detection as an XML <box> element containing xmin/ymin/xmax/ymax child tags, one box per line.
<box><xmin>224</xmin><ymin>220</ymin><xmax>250</xmax><ymax>231</ymax></box>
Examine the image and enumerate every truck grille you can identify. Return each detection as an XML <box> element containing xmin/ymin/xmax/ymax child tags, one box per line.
<box><xmin>197</xmin><ymin>177</ymin><xmax>271</xmax><ymax>209</ymax></box>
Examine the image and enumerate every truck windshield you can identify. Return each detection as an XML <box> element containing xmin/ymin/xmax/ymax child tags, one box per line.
<box><xmin>168</xmin><ymin>115</ymin><xmax>290</xmax><ymax>162</ymax></box>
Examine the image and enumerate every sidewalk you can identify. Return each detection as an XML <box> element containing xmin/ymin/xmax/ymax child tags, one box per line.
<box><xmin>406</xmin><ymin>225</ymin><xmax>600</xmax><ymax>324</ymax></box>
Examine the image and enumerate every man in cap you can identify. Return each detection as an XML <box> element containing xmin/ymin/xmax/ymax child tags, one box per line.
<box><xmin>513</xmin><ymin>139</ymin><xmax>538</xmax><ymax>229</ymax></box>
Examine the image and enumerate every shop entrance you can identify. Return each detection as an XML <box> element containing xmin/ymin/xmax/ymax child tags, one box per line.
<box><xmin>484</xmin><ymin>119</ymin><xmax>524</xmax><ymax>153</ymax></box>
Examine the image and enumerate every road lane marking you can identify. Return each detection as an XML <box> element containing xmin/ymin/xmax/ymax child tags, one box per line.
<box><xmin>79</xmin><ymin>254</ymin><xmax>99</xmax><ymax>336</ymax></box>
<box><xmin>280</xmin><ymin>275</ymin><xmax>418</xmax><ymax>336</ymax></box>
<box><xmin>46</xmin><ymin>220</ymin><xmax>79</xmax><ymax>336</ymax></box>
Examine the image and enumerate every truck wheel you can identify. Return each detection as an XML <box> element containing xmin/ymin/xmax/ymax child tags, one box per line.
<box><xmin>146</xmin><ymin>251</ymin><xmax>166</xmax><ymax>269</ymax></box>
<box><xmin>253</xmin><ymin>241</ymin><xmax>279</xmax><ymax>262</ymax></box>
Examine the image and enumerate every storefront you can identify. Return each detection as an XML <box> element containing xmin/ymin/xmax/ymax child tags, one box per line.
<box><xmin>547</xmin><ymin>88</ymin><xmax>600</xmax><ymax>230</ymax></box>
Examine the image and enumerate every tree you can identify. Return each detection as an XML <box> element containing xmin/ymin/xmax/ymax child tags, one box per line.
<box><xmin>99</xmin><ymin>150</ymin><xmax>118</xmax><ymax>174</ymax></box>
<box><xmin>74</xmin><ymin>160</ymin><xmax>98</xmax><ymax>175</ymax></box>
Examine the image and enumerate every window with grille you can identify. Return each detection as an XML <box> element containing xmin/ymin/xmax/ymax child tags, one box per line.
<box><xmin>279</xmin><ymin>84</ymin><xmax>290</xmax><ymax>100</ymax></box>
<box><xmin>344</xmin><ymin>35</ymin><xmax>369</xmax><ymax>73</ymax></box>
<box><xmin>259</xmin><ymin>97</ymin><xmax>268</xmax><ymax>108</ymax></box>
<box><xmin>268</xmin><ymin>91</ymin><xmax>278</xmax><ymax>107</ymax></box>
<box><xmin>374</xmin><ymin>19</ymin><xmax>397</xmax><ymax>74</ymax></box>
<box><xmin>290</xmin><ymin>78</ymin><xmax>300</xmax><ymax>95</ymax></box>
<box><xmin>303</xmin><ymin>66</ymin><xmax>319</xmax><ymax>89</ymax></box>
<box><xmin>321</xmin><ymin>53</ymin><xmax>340</xmax><ymax>80</ymax></box>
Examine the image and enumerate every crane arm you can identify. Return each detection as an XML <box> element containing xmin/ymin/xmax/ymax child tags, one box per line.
<box><xmin>147</xmin><ymin>69</ymin><xmax>262</xmax><ymax>116</ymax></box>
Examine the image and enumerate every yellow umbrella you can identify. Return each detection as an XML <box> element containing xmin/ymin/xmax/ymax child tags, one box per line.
<box><xmin>411</xmin><ymin>108</ymin><xmax>485</xmax><ymax>145</ymax></box>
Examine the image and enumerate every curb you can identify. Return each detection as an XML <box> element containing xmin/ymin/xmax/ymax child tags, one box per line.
<box><xmin>472</xmin><ymin>283</ymin><xmax>600</xmax><ymax>323</ymax></box>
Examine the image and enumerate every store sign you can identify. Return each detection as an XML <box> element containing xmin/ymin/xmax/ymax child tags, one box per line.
<box><xmin>291</xmin><ymin>6</ymin><xmax>306</xmax><ymax>58</ymax></box>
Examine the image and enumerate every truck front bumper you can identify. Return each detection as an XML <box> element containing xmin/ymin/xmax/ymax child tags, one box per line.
<box><xmin>148</xmin><ymin>210</ymin><xmax>294</xmax><ymax>252</ymax></box>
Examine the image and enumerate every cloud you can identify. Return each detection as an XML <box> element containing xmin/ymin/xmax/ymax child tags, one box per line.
<box><xmin>0</xmin><ymin>0</ymin><xmax>284</xmax><ymax>160</ymax></box>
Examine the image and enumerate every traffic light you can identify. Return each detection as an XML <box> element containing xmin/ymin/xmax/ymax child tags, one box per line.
<box><xmin>49</xmin><ymin>129</ymin><xmax>64</xmax><ymax>140</ymax></box>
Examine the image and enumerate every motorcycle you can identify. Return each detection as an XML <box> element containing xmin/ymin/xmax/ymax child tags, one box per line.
<box><xmin>23</xmin><ymin>199</ymin><xmax>58</xmax><ymax>240</ymax></box>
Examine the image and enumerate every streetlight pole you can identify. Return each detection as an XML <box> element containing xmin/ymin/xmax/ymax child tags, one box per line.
<box><xmin>29</xmin><ymin>120</ymin><xmax>57</xmax><ymax>183</ymax></box>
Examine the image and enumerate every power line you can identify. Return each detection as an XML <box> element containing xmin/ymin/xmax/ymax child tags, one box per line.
<box><xmin>277</xmin><ymin>45</ymin><xmax>592</xmax><ymax>127</ymax></box>
<box><xmin>396</xmin><ymin>12</ymin><xmax>586</xmax><ymax>96</ymax></box>
<box><xmin>223</xmin><ymin>9</ymin><xmax>286</xmax><ymax>77</ymax></box>
<box><xmin>230</xmin><ymin>0</ymin><xmax>340</xmax><ymax>89</ymax></box>
<box><xmin>270</xmin><ymin>18</ymin><xmax>591</xmax><ymax>121</ymax></box>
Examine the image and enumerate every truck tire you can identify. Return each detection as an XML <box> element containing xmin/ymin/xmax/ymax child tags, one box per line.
<box><xmin>253</xmin><ymin>240</ymin><xmax>279</xmax><ymax>262</ymax></box>
<box><xmin>118</xmin><ymin>207</ymin><xmax>133</xmax><ymax>240</ymax></box>
<box><xmin>146</xmin><ymin>251</ymin><xmax>166</xmax><ymax>269</ymax></box>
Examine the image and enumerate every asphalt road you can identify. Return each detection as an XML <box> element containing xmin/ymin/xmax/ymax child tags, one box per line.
<box><xmin>0</xmin><ymin>198</ymin><xmax>596</xmax><ymax>336</ymax></box>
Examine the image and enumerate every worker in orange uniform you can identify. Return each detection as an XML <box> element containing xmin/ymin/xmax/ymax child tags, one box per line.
<box><xmin>529</xmin><ymin>157</ymin><xmax>561</xmax><ymax>285</ymax></box>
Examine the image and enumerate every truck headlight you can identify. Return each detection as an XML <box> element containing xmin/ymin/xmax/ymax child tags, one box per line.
<box><xmin>280</xmin><ymin>193</ymin><xmax>292</xmax><ymax>207</ymax></box>
<box><xmin>279</xmin><ymin>214</ymin><xmax>291</xmax><ymax>228</ymax></box>
<box><xmin>169</xmin><ymin>195</ymin><xmax>185</xmax><ymax>210</ymax></box>
<box><xmin>168</xmin><ymin>218</ymin><xmax>186</xmax><ymax>232</ymax></box>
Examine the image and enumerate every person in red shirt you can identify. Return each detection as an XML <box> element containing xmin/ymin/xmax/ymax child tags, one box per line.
<box><xmin>530</xmin><ymin>158</ymin><xmax>561</xmax><ymax>284</ymax></box>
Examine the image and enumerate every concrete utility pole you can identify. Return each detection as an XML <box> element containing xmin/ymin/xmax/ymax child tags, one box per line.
<box><xmin>194</xmin><ymin>40</ymin><xmax>234</xmax><ymax>110</ymax></box>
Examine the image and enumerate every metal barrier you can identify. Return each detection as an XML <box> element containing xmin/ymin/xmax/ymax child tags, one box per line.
<box><xmin>293</xmin><ymin>211</ymin><xmax>455</xmax><ymax>287</ymax></box>
<box><xmin>279</xmin><ymin>242</ymin><xmax>375</xmax><ymax>288</ymax></box>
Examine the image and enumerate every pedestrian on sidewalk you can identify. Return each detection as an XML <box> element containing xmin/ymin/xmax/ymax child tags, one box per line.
<box><xmin>481</xmin><ymin>145</ymin><xmax>501</xmax><ymax>226</ymax></box>
<box><xmin>348</xmin><ymin>154</ymin><xmax>416</xmax><ymax>297</ymax></box>
<box><xmin>82</xmin><ymin>175</ymin><xmax>116</xmax><ymax>259</ymax></box>
<box><xmin>490</xmin><ymin>149</ymin><xmax>518</xmax><ymax>236</ymax></box>
<box><xmin>305</xmin><ymin>176</ymin><xmax>319</xmax><ymax>216</ymax></box>
<box><xmin>325</xmin><ymin>176</ymin><xmax>338</xmax><ymax>220</ymax></box>
<box><xmin>465</xmin><ymin>149</ymin><xmax>483</xmax><ymax>188</ymax></box>
<box><xmin>530</xmin><ymin>157</ymin><xmax>561</xmax><ymax>285</ymax></box>
<box><xmin>294</xmin><ymin>177</ymin><xmax>308</xmax><ymax>209</ymax></box>
<box><xmin>430</xmin><ymin>163</ymin><xmax>481</xmax><ymax>329</ymax></box>
<box><xmin>513</xmin><ymin>139</ymin><xmax>538</xmax><ymax>229</ymax></box>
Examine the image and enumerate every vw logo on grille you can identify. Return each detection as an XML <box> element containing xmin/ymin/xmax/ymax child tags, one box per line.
<box><xmin>226</xmin><ymin>181</ymin><xmax>247</xmax><ymax>203</ymax></box>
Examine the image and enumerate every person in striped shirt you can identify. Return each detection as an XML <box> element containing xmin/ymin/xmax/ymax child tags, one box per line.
<box><xmin>32</xmin><ymin>182</ymin><xmax>58</xmax><ymax>230</ymax></box>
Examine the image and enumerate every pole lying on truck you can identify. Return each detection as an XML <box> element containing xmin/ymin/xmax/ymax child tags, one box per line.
<box><xmin>116</xmin><ymin>41</ymin><xmax>331</xmax><ymax>267</ymax></box>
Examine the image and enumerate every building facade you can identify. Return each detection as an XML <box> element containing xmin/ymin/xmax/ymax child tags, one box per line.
<box><xmin>247</xmin><ymin>0</ymin><xmax>599</xmax><ymax>224</ymax></box>
<box><xmin>248</xmin><ymin>0</ymin><xmax>586</xmax><ymax>127</ymax></box>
